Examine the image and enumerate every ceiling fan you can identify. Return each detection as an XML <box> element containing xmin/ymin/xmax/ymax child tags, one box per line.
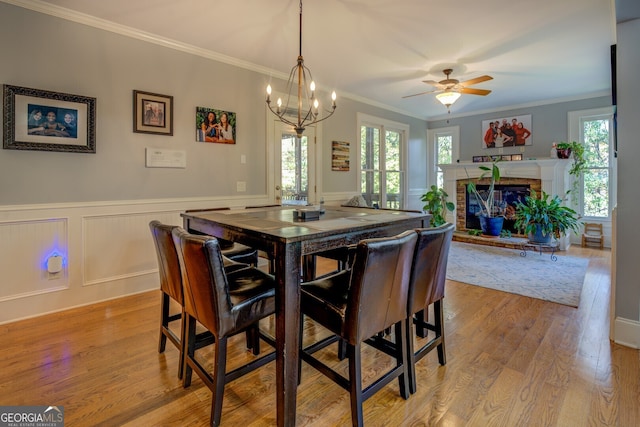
<box><xmin>403</xmin><ymin>69</ymin><xmax>493</xmax><ymax>105</ymax></box>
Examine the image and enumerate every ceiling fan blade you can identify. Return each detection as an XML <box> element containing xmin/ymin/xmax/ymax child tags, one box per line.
<box><xmin>459</xmin><ymin>75</ymin><xmax>493</xmax><ymax>87</ymax></box>
<box><xmin>422</xmin><ymin>80</ymin><xmax>446</xmax><ymax>89</ymax></box>
<box><xmin>459</xmin><ymin>87</ymin><xmax>492</xmax><ymax>96</ymax></box>
<box><xmin>402</xmin><ymin>90</ymin><xmax>438</xmax><ymax>99</ymax></box>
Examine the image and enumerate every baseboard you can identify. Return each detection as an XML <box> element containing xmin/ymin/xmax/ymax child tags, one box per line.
<box><xmin>613</xmin><ymin>317</ymin><xmax>640</xmax><ymax>349</ymax></box>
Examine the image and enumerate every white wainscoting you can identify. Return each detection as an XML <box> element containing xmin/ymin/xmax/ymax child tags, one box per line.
<box><xmin>0</xmin><ymin>196</ymin><xmax>267</xmax><ymax>324</ymax></box>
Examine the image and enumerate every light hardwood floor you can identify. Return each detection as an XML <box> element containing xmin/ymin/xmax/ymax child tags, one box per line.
<box><xmin>1</xmin><ymin>246</ymin><xmax>638</xmax><ymax>426</ymax></box>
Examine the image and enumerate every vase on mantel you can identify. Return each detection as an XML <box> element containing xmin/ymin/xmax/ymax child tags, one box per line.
<box><xmin>556</xmin><ymin>148</ymin><xmax>572</xmax><ymax>159</ymax></box>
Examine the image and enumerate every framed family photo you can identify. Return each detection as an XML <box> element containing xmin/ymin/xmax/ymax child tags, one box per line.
<box><xmin>3</xmin><ymin>84</ymin><xmax>96</xmax><ymax>153</ymax></box>
<box><xmin>133</xmin><ymin>90</ymin><xmax>173</xmax><ymax>135</ymax></box>
<box><xmin>195</xmin><ymin>106</ymin><xmax>236</xmax><ymax>144</ymax></box>
<box><xmin>482</xmin><ymin>114</ymin><xmax>532</xmax><ymax>149</ymax></box>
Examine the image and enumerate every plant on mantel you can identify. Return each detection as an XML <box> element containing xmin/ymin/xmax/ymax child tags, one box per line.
<box><xmin>556</xmin><ymin>141</ymin><xmax>587</xmax><ymax>204</ymax></box>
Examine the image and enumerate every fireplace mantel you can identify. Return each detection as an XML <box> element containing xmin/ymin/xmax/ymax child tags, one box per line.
<box><xmin>439</xmin><ymin>158</ymin><xmax>573</xmax><ymax>248</ymax></box>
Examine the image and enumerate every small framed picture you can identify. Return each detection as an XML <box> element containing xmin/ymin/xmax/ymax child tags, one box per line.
<box><xmin>511</xmin><ymin>154</ymin><xmax>523</xmax><ymax>161</ymax></box>
<box><xmin>501</xmin><ymin>155</ymin><xmax>512</xmax><ymax>161</ymax></box>
<box><xmin>472</xmin><ymin>156</ymin><xmax>484</xmax><ymax>163</ymax></box>
<box><xmin>133</xmin><ymin>90</ymin><xmax>173</xmax><ymax>135</ymax></box>
<box><xmin>3</xmin><ymin>84</ymin><xmax>96</xmax><ymax>153</ymax></box>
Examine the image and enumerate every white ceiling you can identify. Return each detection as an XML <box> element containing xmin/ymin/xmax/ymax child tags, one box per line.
<box><xmin>14</xmin><ymin>0</ymin><xmax>617</xmax><ymax>120</ymax></box>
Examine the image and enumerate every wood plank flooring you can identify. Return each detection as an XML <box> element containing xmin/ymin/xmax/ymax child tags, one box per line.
<box><xmin>1</xmin><ymin>246</ymin><xmax>638</xmax><ymax>426</ymax></box>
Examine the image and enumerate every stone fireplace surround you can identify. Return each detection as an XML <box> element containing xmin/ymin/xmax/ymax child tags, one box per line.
<box><xmin>439</xmin><ymin>158</ymin><xmax>573</xmax><ymax>249</ymax></box>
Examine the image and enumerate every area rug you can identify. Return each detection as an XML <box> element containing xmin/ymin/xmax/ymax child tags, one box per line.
<box><xmin>446</xmin><ymin>241</ymin><xmax>589</xmax><ymax>307</ymax></box>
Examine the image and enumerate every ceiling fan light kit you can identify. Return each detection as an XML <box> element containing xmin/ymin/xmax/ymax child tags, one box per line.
<box><xmin>436</xmin><ymin>91</ymin><xmax>461</xmax><ymax>107</ymax></box>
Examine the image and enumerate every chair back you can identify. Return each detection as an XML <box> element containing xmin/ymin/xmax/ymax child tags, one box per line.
<box><xmin>408</xmin><ymin>223</ymin><xmax>455</xmax><ymax>315</ymax></box>
<box><xmin>149</xmin><ymin>221</ymin><xmax>183</xmax><ymax>304</ymax></box>
<box><xmin>345</xmin><ymin>230</ymin><xmax>417</xmax><ymax>343</ymax></box>
<box><xmin>172</xmin><ymin>228</ymin><xmax>232</xmax><ymax>337</ymax></box>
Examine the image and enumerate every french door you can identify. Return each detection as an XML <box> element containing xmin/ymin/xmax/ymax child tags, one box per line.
<box><xmin>359</xmin><ymin>117</ymin><xmax>407</xmax><ymax>209</ymax></box>
<box><xmin>273</xmin><ymin>121</ymin><xmax>316</xmax><ymax>206</ymax></box>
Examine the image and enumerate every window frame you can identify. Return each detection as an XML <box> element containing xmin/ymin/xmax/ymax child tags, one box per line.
<box><xmin>427</xmin><ymin>126</ymin><xmax>460</xmax><ymax>189</ymax></box>
<box><xmin>568</xmin><ymin>106</ymin><xmax>616</xmax><ymax>220</ymax></box>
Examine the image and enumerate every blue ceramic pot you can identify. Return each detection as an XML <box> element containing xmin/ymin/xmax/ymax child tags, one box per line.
<box><xmin>479</xmin><ymin>215</ymin><xmax>504</xmax><ymax>236</ymax></box>
<box><xmin>528</xmin><ymin>224</ymin><xmax>552</xmax><ymax>244</ymax></box>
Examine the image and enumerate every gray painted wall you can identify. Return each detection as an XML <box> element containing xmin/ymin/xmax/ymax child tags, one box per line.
<box><xmin>616</xmin><ymin>18</ymin><xmax>640</xmax><ymax>322</ymax></box>
<box><xmin>0</xmin><ymin>3</ymin><xmax>425</xmax><ymax>206</ymax></box>
<box><xmin>428</xmin><ymin>97</ymin><xmax>611</xmax><ymax>162</ymax></box>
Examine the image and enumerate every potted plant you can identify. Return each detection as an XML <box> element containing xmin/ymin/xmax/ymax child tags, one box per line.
<box><xmin>421</xmin><ymin>185</ymin><xmax>454</xmax><ymax>227</ymax></box>
<box><xmin>556</xmin><ymin>141</ymin><xmax>586</xmax><ymax>176</ymax></box>
<box><xmin>556</xmin><ymin>141</ymin><xmax>586</xmax><ymax>204</ymax></box>
<box><xmin>513</xmin><ymin>189</ymin><xmax>580</xmax><ymax>244</ymax></box>
<box><xmin>465</xmin><ymin>160</ymin><xmax>504</xmax><ymax>236</ymax></box>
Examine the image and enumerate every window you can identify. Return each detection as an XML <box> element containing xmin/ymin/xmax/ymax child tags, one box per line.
<box><xmin>428</xmin><ymin>126</ymin><xmax>459</xmax><ymax>189</ymax></box>
<box><xmin>357</xmin><ymin>114</ymin><xmax>408</xmax><ymax>209</ymax></box>
<box><xmin>569</xmin><ymin>107</ymin><xmax>615</xmax><ymax>219</ymax></box>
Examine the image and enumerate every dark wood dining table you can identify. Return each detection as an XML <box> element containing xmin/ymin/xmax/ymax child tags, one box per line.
<box><xmin>181</xmin><ymin>205</ymin><xmax>430</xmax><ymax>426</ymax></box>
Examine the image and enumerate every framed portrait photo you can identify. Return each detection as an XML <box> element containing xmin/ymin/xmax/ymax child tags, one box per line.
<box><xmin>481</xmin><ymin>114</ymin><xmax>532</xmax><ymax>149</ymax></box>
<box><xmin>195</xmin><ymin>106</ymin><xmax>236</xmax><ymax>144</ymax></box>
<box><xmin>133</xmin><ymin>90</ymin><xmax>173</xmax><ymax>135</ymax></box>
<box><xmin>3</xmin><ymin>84</ymin><xmax>96</xmax><ymax>153</ymax></box>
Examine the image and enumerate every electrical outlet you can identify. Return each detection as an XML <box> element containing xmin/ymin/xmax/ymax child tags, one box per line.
<box><xmin>236</xmin><ymin>181</ymin><xmax>246</xmax><ymax>192</ymax></box>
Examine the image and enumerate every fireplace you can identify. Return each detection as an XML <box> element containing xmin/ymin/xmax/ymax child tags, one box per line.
<box><xmin>438</xmin><ymin>159</ymin><xmax>572</xmax><ymax>248</ymax></box>
<box><xmin>458</xmin><ymin>178</ymin><xmax>540</xmax><ymax>234</ymax></box>
<box><xmin>465</xmin><ymin>184</ymin><xmax>531</xmax><ymax>232</ymax></box>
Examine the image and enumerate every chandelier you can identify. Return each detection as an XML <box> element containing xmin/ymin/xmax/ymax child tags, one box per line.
<box><xmin>266</xmin><ymin>0</ymin><xmax>336</xmax><ymax>138</ymax></box>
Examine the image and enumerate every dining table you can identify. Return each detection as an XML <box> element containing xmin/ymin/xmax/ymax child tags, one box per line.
<box><xmin>181</xmin><ymin>205</ymin><xmax>430</xmax><ymax>426</ymax></box>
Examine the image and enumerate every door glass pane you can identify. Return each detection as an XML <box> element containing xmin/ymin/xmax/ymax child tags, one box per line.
<box><xmin>361</xmin><ymin>126</ymin><xmax>380</xmax><ymax>206</ymax></box>
<box><xmin>384</xmin><ymin>130</ymin><xmax>401</xmax><ymax>208</ymax></box>
<box><xmin>385</xmin><ymin>171</ymin><xmax>401</xmax><ymax>209</ymax></box>
<box><xmin>436</xmin><ymin>134</ymin><xmax>453</xmax><ymax>188</ymax></box>
<box><xmin>281</xmin><ymin>133</ymin><xmax>308</xmax><ymax>205</ymax></box>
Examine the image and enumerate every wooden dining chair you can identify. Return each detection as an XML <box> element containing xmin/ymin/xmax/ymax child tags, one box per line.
<box><xmin>298</xmin><ymin>230</ymin><xmax>418</xmax><ymax>426</ymax></box>
<box><xmin>149</xmin><ymin>221</ymin><xmax>257</xmax><ymax>379</ymax></box>
<box><xmin>405</xmin><ymin>223</ymin><xmax>454</xmax><ymax>394</ymax></box>
<box><xmin>172</xmin><ymin>227</ymin><xmax>277</xmax><ymax>427</ymax></box>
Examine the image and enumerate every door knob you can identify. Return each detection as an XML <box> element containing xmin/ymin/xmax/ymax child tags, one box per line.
<box><xmin>276</xmin><ymin>185</ymin><xmax>281</xmax><ymax>190</ymax></box>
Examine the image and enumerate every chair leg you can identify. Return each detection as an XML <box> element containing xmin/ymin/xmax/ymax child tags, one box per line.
<box><xmin>414</xmin><ymin>309</ymin><xmax>428</xmax><ymax>338</ymax></box>
<box><xmin>337</xmin><ymin>338</ymin><xmax>347</xmax><ymax>361</ymax></box>
<box><xmin>395</xmin><ymin>321</ymin><xmax>410</xmax><ymax>399</ymax></box>
<box><xmin>159</xmin><ymin>293</ymin><xmax>170</xmax><ymax>353</ymax></box>
<box><xmin>434</xmin><ymin>300</ymin><xmax>446</xmax><ymax>365</ymax></box>
<box><xmin>348</xmin><ymin>343</ymin><xmax>364</xmax><ymax>427</ymax></box>
<box><xmin>183</xmin><ymin>314</ymin><xmax>197</xmax><ymax>388</ymax></box>
<box><xmin>245</xmin><ymin>325</ymin><xmax>261</xmax><ymax>355</ymax></box>
<box><xmin>405</xmin><ymin>316</ymin><xmax>418</xmax><ymax>395</ymax></box>
<box><xmin>211</xmin><ymin>337</ymin><xmax>228</xmax><ymax>427</ymax></box>
<box><xmin>178</xmin><ymin>308</ymin><xmax>186</xmax><ymax>380</ymax></box>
